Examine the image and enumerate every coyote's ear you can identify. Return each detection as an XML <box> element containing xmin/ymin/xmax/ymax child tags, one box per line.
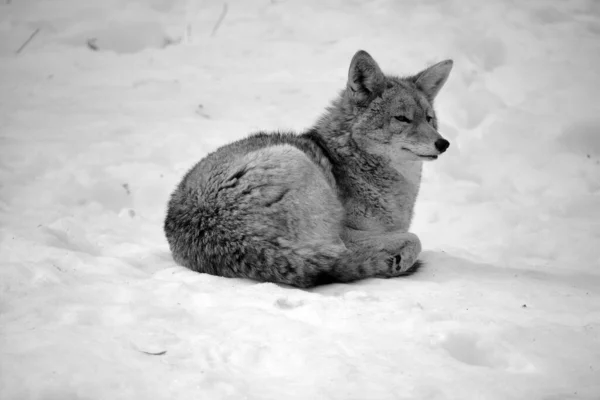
<box><xmin>347</xmin><ymin>50</ymin><xmax>386</xmax><ymax>106</ymax></box>
<box><xmin>414</xmin><ymin>60</ymin><xmax>453</xmax><ymax>101</ymax></box>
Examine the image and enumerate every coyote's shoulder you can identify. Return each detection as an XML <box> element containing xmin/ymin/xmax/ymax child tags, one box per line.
<box><xmin>165</xmin><ymin>50</ymin><xmax>453</xmax><ymax>288</ymax></box>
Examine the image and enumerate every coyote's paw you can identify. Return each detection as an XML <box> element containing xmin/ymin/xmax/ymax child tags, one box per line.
<box><xmin>385</xmin><ymin>235</ymin><xmax>421</xmax><ymax>276</ymax></box>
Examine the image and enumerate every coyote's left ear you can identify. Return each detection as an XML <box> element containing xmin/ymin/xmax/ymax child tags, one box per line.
<box><xmin>414</xmin><ymin>60</ymin><xmax>453</xmax><ymax>101</ymax></box>
<box><xmin>347</xmin><ymin>50</ymin><xmax>386</xmax><ymax>106</ymax></box>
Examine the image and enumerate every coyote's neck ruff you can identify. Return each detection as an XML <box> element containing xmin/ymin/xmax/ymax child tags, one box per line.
<box><xmin>311</xmin><ymin>93</ymin><xmax>425</xmax><ymax>233</ymax></box>
<box><xmin>164</xmin><ymin>50</ymin><xmax>453</xmax><ymax>288</ymax></box>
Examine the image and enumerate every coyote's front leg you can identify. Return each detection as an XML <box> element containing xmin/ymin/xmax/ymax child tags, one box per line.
<box><xmin>343</xmin><ymin>229</ymin><xmax>422</xmax><ymax>276</ymax></box>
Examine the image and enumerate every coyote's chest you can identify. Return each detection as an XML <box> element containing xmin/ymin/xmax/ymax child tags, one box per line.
<box><xmin>341</xmin><ymin>161</ymin><xmax>422</xmax><ymax>233</ymax></box>
<box><xmin>389</xmin><ymin>161</ymin><xmax>422</xmax><ymax>230</ymax></box>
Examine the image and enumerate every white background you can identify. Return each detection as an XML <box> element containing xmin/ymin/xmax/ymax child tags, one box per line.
<box><xmin>1</xmin><ymin>0</ymin><xmax>599</xmax><ymax>399</ymax></box>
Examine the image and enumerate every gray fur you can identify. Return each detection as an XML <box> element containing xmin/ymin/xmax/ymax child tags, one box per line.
<box><xmin>164</xmin><ymin>50</ymin><xmax>453</xmax><ymax>288</ymax></box>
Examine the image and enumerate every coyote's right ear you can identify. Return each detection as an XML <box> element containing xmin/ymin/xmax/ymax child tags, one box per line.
<box><xmin>347</xmin><ymin>50</ymin><xmax>385</xmax><ymax>106</ymax></box>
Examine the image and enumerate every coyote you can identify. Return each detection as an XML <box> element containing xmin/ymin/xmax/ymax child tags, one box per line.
<box><xmin>164</xmin><ymin>50</ymin><xmax>453</xmax><ymax>288</ymax></box>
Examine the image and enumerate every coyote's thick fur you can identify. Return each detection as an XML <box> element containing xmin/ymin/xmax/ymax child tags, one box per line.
<box><xmin>164</xmin><ymin>50</ymin><xmax>453</xmax><ymax>288</ymax></box>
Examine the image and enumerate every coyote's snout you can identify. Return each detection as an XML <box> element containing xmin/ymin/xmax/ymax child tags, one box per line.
<box><xmin>164</xmin><ymin>50</ymin><xmax>453</xmax><ymax>287</ymax></box>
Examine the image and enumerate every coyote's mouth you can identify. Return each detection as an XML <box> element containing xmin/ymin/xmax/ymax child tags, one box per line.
<box><xmin>402</xmin><ymin>148</ymin><xmax>438</xmax><ymax>160</ymax></box>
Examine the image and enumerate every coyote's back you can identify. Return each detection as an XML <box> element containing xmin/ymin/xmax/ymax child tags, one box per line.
<box><xmin>165</xmin><ymin>133</ymin><xmax>348</xmax><ymax>287</ymax></box>
<box><xmin>164</xmin><ymin>50</ymin><xmax>453</xmax><ymax>287</ymax></box>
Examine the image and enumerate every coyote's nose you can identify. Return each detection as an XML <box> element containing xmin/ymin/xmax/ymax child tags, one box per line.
<box><xmin>435</xmin><ymin>139</ymin><xmax>450</xmax><ymax>153</ymax></box>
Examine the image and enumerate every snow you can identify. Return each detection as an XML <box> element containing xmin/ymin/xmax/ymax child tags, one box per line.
<box><xmin>1</xmin><ymin>0</ymin><xmax>599</xmax><ymax>399</ymax></box>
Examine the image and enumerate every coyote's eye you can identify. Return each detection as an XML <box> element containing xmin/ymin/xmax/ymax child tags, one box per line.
<box><xmin>426</xmin><ymin>115</ymin><xmax>434</xmax><ymax>123</ymax></box>
<box><xmin>394</xmin><ymin>115</ymin><xmax>412</xmax><ymax>123</ymax></box>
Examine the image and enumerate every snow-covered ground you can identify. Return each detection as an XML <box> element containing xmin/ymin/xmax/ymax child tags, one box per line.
<box><xmin>1</xmin><ymin>0</ymin><xmax>599</xmax><ymax>398</ymax></box>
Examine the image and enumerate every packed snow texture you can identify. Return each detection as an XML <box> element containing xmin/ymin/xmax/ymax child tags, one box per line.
<box><xmin>1</xmin><ymin>0</ymin><xmax>599</xmax><ymax>399</ymax></box>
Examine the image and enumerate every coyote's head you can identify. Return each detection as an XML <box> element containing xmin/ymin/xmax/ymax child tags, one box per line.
<box><xmin>326</xmin><ymin>50</ymin><xmax>453</xmax><ymax>163</ymax></box>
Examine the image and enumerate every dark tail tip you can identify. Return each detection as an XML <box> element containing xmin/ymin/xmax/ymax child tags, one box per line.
<box><xmin>309</xmin><ymin>271</ymin><xmax>338</xmax><ymax>287</ymax></box>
